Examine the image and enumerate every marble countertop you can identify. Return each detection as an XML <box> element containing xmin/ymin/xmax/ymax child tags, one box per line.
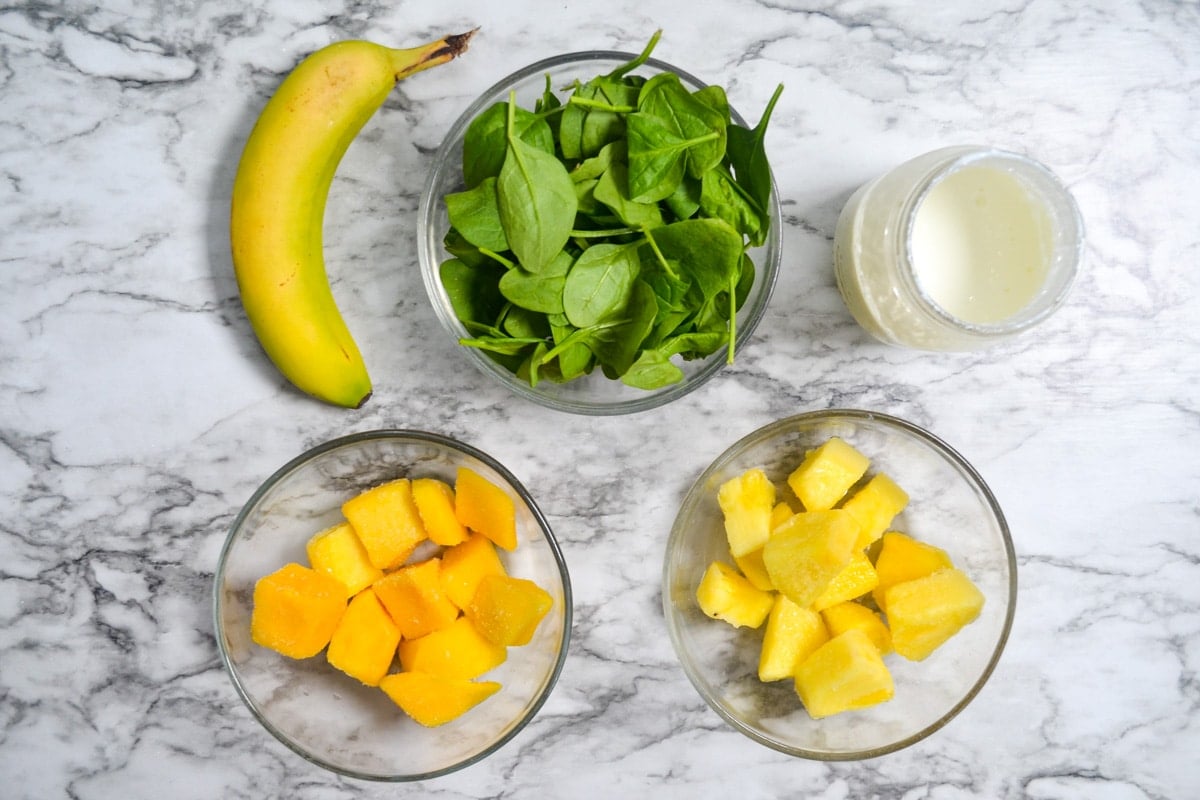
<box><xmin>3</xmin><ymin>1</ymin><xmax>1198</xmax><ymax>797</ymax></box>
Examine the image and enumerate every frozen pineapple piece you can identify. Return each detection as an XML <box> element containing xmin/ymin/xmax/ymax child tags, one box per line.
<box><xmin>758</xmin><ymin>594</ymin><xmax>829</xmax><ymax>682</ymax></box>
<box><xmin>465</xmin><ymin>574</ymin><xmax>553</xmax><ymax>646</ymax></box>
<box><xmin>251</xmin><ymin>563</ymin><xmax>347</xmax><ymax>659</ymax></box>
<box><xmin>733</xmin><ymin>548</ymin><xmax>774</xmax><ymax>592</ymax></box>
<box><xmin>717</xmin><ymin>468</ymin><xmax>777</xmax><ymax>557</ymax></box>
<box><xmin>379</xmin><ymin>671</ymin><xmax>501</xmax><ymax>727</ymax></box>
<box><xmin>306</xmin><ymin>521</ymin><xmax>383</xmax><ymax>598</ymax></box>
<box><xmin>794</xmin><ymin>629</ymin><xmax>894</xmax><ymax>719</ymax></box>
<box><xmin>762</xmin><ymin>510</ymin><xmax>858</xmax><ymax>608</ymax></box>
<box><xmin>342</xmin><ymin>478</ymin><xmax>428</xmax><ymax>570</ymax></box>
<box><xmin>811</xmin><ymin>551</ymin><xmax>879</xmax><ymax>611</ymax></box>
<box><xmin>821</xmin><ymin>601</ymin><xmax>892</xmax><ymax>655</ymax></box>
<box><xmin>695</xmin><ymin>561</ymin><xmax>774</xmax><ymax>629</ymax></box>
<box><xmin>786</xmin><ymin>437</ymin><xmax>870</xmax><ymax>511</ymax></box>
<box><xmin>440</xmin><ymin>532</ymin><xmax>508</xmax><ymax>610</ymax></box>
<box><xmin>842</xmin><ymin>473</ymin><xmax>909</xmax><ymax>551</ymax></box>
<box><xmin>455</xmin><ymin>467</ymin><xmax>517</xmax><ymax>551</ymax></box>
<box><xmin>398</xmin><ymin>616</ymin><xmax>507</xmax><ymax>679</ymax></box>
<box><xmin>871</xmin><ymin>531</ymin><xmax>954</xmax><ymax>613</ymax></box>
<box><xmin>373</xmin><ymin>557</ymin><xmax>460</xmax><ymax>640</ymax></box>
<box><xmin>770</xmin><ymin>501</ymin><xmax>795</xmax><ymax>530</ymax></box>
<box><xmin>886</xmin><ymin>568</ymin><xmax>985</xmax><ymax>661</ymax></box>
<box><xmin>412</xmin><ymin>477</ymin><xmax>469</xmax><ymax>547</ymax></box>
<box><xmin>326</xmin><ymin>588</ymin><xmax>401</xmax><ymax>686</ymax></box>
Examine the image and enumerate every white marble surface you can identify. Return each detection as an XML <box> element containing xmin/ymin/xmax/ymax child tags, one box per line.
<box><xmin>2</xmin><ymin>0</ymin><xmax>1198</xmax><ymax>797</ymax></box>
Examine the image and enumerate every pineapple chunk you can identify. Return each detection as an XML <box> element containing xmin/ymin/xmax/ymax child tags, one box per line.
<box><xmin>306</xmin><ymin>521</ymin><xmax>383</xmax><ymax>598</ymax></box>
<box><xmin>412</xmin><ymin>477</ymin><xmax>469</xmax><ymax>547</ymax></box>
<box><xmin>842</xmin><ymin>473</ymin><xmax>909</xmax><ymax>551</ymax></box>
<box><xmin>379</xmin><ymin>671</ymin><xmax>501</xmax><ymax>727</ymax></box>
<box><xmin>770</xmin><ymin>501</ymin><xmax>795</xmax><ymax>531</ymax></box>
<box><xmin>761</xmin><ymin>510</ymin><xmax>858</xmax><ymax>608</ymax></box>
<box><xmin>373</xmin><ymin>557</ymin><xmax>460</xmax><ymax>640</ymax></box>
<box><xmin>251</xmin><ymin>563</ymin><xmax>347</xmax><ymax>659</ymax></box>
<box><xmin>885</xmin><ymin>568</ymin><xmax>985</xmax><ymax>661</ymax></box>
<box><xmin>717</xmin><ymin>468</ymin><xmax>777</xmax><ymax>557</ymax></box>
<box><xmin>821</xmin><ymin>601</ymin><xmax>892</xmax><ymax>655</ymax></box>
<box><xmin>871</xmin><ymin>531</ymin><xmax>953</xmax><ymax>612</ymax></box>
<box><xmin>786</xmin><ymin>437</ymin><xmax>869</xmax><ymax>511</ymax></box>
<box><xmin>794</xmin><ymin>629</ymin><xmax>895</xmax><ymax>719</ymax></box>
<box><xmin>326</xmin><ymin>588</ymin><xmax>401</xmax><ymax>686</ymax></box>
<box><xmin>398</xmin><ymin>616</ymin><xmax>507</xmax><ymax>680</ymax></box>
<box><xmin>758</xmin><ymin>594</ymin><xmax>829</xmax><ymax>682</ymax></box>
<box><xmin>811</xmin><ymin>550</ymin><xmax>879</xmax><ymax>611</ymax></box>
<box><xmin>733</xmin><ymin>501</ymin><xmax>795</xmax><ymax>591</ymax></box>
<box><xmin>440</xmin><ymin>532</ymin><xmax>508</xmax><ymax>610</ymax></box>
<box><xmin>465</xmin><ymin>574</ymin><xmax>553</xmax><ymax>646</ymax></box>
<box><xmin>455</xmin><ymin>467</ymin><xmax>517</xmax><ymax>551</ymax></box>
<box><xmin>695</xmin><ymin>561</ymin><xmax>774</xmax><ymax>629</ymax></box>
<box><xmin>342</xmin><ymin>479</ymin><xmax>428</xmax><ymax>570</ymax></box>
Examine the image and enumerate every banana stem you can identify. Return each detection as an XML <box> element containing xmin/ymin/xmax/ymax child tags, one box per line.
<box><xmin>389</xmin><ymin>28</ymin><xmax>478</xmax><ymax>80</ymax></box>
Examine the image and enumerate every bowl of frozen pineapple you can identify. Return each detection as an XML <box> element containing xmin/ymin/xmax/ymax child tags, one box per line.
<box><xmin>662</xmin><ymin>409</ymin><xmax>1017</xmax><ymax>759</ymax></box>
<box><xmin>214</xmin><ymin>430</ymin><xmax>572</xmax><ymax>780</ymax></box>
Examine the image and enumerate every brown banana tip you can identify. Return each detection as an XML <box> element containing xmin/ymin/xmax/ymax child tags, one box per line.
<box><xmin>354</xmin><ymin>390</ymin><xmax>372</xmax><ymax>409</ymax></box>
<box><xmin>441</xmin><ymin>27</ymin><xmax>478</xmax><ymax>59</ymax></box>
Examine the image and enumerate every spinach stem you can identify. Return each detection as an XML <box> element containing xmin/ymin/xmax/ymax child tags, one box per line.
<box><xmin>478</xmin><ymin>246</ymin><xmax>515</xmax><ymax>269</ymax></box>
<box><xmin>568</xmin><ymin>96</ymin><xmax>636</xmax><ymax>114</ymax></box>
<box><xmin>569</xmin><ymin>227</ymin><xmax>640</xmax><ymax>239</ymax></box>
<box><xmin>727</xmin><ymin>271</ymin><xmax>737</xmax><ymax>364</ymax></box>
<box><xmin>641</xmin><ymin>227</ymin><xmax>679</xmax><ymax>280</ymax></box>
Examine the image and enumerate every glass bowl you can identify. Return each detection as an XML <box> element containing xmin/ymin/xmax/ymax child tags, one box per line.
<box><xmin>662</xmin><ymin>410</ymin><xmax>1017</xmax><ymax>759</ymax></box>
<box><xmin>213</xmin><ymin>430</ymin><xmax>572</xmax><ymax>781</ymax></box>
<box><xmin>417</xmin><ymin>51</ymin><xmax>782</xmax><ymax>415</ymax></box>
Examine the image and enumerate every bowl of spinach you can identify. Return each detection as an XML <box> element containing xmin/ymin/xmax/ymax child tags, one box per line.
<box><xmin>417</xmin><ymin>31</ymin><xmax>783</xmax><ymax>415</ymax></box>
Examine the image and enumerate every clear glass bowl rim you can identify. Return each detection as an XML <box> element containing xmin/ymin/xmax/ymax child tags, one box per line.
<box><xmin>212</xmin><ymin>428</ymin><xmax>574</xmax><ymax>781</ymax></box>
<box><xmin>662</xmin><ymin>408</ymin><xmax>1018</xmax><ymax>760</ymax></box>
<box><xmin>417</xmin><ymin>50</ymin><xmax>783</xmax><ymax>416</ymax></box>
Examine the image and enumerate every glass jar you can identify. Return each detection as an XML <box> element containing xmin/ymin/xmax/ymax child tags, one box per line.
<box><xmin>832</xmin><ymin>146</ymin><xmax>1084</xmax><ymax>351</ymax></box>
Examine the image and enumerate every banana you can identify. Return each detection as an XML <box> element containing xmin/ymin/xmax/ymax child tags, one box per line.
<box><xmin>231</xmin><ymin>31</ymin><xmax>475</xmax><ymax>408</ymax></box>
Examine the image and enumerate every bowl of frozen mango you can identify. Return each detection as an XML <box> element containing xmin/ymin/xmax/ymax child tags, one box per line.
<box><xmin>213</xmin><ymin>430</ymin><xmax>572</xmax><ymax>780</ymax></box>
<box><xmin>416</xmin><ymin>33</ymin><xmax>783</xmax><ymax>416</ymax></box>
<box><xmin>662</xmin><ymin>410</ymin><xmax>1017</xmax><ymax>759</ymax></box>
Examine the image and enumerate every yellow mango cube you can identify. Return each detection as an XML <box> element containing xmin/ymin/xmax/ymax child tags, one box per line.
<box><xmin>251</xmin><ymin>563</ymin><xmax>347</xmax><ymax>659</ymax></box>
<box><xmin>455</xmin><ymin>467</ymin><xmax>517</xmax><ymax>551</ymax></box>
<box><xmin>811</xmin><ymin>551</ymin><xmax>879</xmax><ymax>611</ymax></box>
<box><xmin>342</xmin><ymin>479</ymin><xmax>428</xmax><ymax>570</ymax></box>
<box><xmin>717</xmin><ymin>467</ymin><xmax>777</xmax><ymax>558</ymax></box>
<box><xmin>306</xmin><ymin>521</ymin><xmax>383</xmax><ymax>598</ymax></box>
<box><xmin>821</xmin><ymin>601</ymin><xmax>892</xmax><ymax>655</ymax></box>
<box><xmin>398</xmin><ymin>616</ymin><xmax>507</xmax><ymax>680</ymax></box>
<box><xmin>871</xmin><ymin>531</ymin><xmax>954</xmax><ymax>612</ymax></box>
<box><xmin>465</xmin><ymin>574</ymin><xmax>553</xmax><ymax>646</ymax></box>
<box><xmin>373</xmin><ymin>558</ymin><xmax>460</xmax><ymax>640</ymax></box>
<box><xmin>440</xmin><ymin>532</ymin><xmax>508</xmax><ymax>610</ymax></box>
<box><xmin>412</xmin><ymin>477</ymin><xmax>469</xmax><ymax>547</ymax></box>
<box><xmin>379</xmin><ymin>671</ymin><xmax>501</xmax><ymax>727</ymax></box>
<box><xmin>842</xmin><ymin>473</ymin><xmax>909</xmax><ymax>550</ymax></box>
<box><xmin>886</xmin><ymin>568</ymin><xmax>985</xmax><ymax>661</ymax></box>
<box><xmin>786</xmin><ymin>437</ymin><xmax>870</xmax><ymax>511</ymax></box>
<box><xmin>326</xmin><ymin>588</ymin><xmax>401</xmax><ymax>686</ymax></box>
<box><xmin>794</xmin><ymin>629</ymin><xmax>895</xmax><ymax>719</ymax></box>
<box><xmin>758</xmin><ymin>594</ymin><xmax>829</xmax><ymax>682</ymax></box>
<box><xmin>762</xmin><ymin>510</ymin><xmax>858</xmax><ymax>608</ymax></box>
<box><xmin>695</xmin><ymin>561</ymin><xmax>774</xmax><ymax>629</ymax></box>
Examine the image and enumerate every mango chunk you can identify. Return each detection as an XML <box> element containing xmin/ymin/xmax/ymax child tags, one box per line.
<box><xmin>306</xmin><ymin>521</ymin><xmax>383</xmax><ymax>598</ymax></box>
<box><xmin>326</xmin><ymin>588</ymin><xmax>401</xmax><ymax>686</ymax></box>
<box><xmin>758</xmin><ymin>594</ymin><xmax>829</xmax><ymax>682</ymax></box>
<box><xmin>871</xmin><ymin>531</ymin><xmax>954</xmax><ymax>613</ymax></box>
<box><xmin>398</xmin><ymin>616</ymin><xmax>507</xmax><ymax>679</ymax></box>
<box><xmin>811</xmin><ymin>550</ymin><xmax>879</xmax><ymax>611</ymax></box>
<box><xmin>379</xmin><ymin>671</ymin><xmax>501</xmax><ymax>727</ymax></box>
<box><xmin>455</xmin><ymin>467</ymin><xmax>517</xmax><ymax>551</ymax></box>
<box><xmin>412</xmin><ymin>477</ymin><xmax>469</xmax><ymax>547</ymax></box>
<box><xmin>373</xmin><ymin>558</ymin><xmax>460</xmax><ymax>640</ymax></box>
<box><xmin>794</xmin><ymin>629</ymin><xmax>895</xmax><ymax>719</ymax></box>
<box><xmin>841</xmin><ymin>474</ymin><xmax>909</xmax><ymax>551</ymax></box>
<box><xmin>251</xmin><ymin>563</ymin><xmax>347</xmax><ymax>659</ymax></box>
<box><xmin>886</xmin><ymin>568</ymin><xmax>985</xmax><ymax>661</ymax></box>
<box><xmin>440</xmin><ymin>532</ymin><xmax>508</xmax><ymax>610</ymax></box>
<box><xmin>695</xmin><ymin>561</ymin><xmax>774</xmax><ymax>629</ymax></box>
<box><xmin>762</xmin><ymin>510</ymin><xmax>858</xmax><ymax>608</ymax></box>
<box><xmin>717</xmin><ymin>468</ymin><xmax>777</xmax><ymax>557</ymax></box>
<box><xmin>342</xmin><ymin>478</ymin><xmax>428</xmax><ymax>570</ymax></box>
<box><xmin>821</xmin><ymin>601</ymin><xmax>892</xmax><ymax>655</ymax></box>
<box><xmin>786</xmin><ymin>437</ymin><xmax>870</xmax><ymax>511</ymax></box>
<box><xmin>465</xmin><ymin>574</ymin><xmax>553</xmax><ymax>646</ymax></box>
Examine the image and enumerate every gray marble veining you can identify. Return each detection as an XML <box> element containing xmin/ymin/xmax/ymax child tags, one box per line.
<box><xmin>1</xmin><ymin>0</ymin><xmax>1198</xmax><ymax>797</ymax></box>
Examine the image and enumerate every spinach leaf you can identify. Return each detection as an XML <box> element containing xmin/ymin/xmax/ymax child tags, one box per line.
<box><xmin>499</xmin><ymin>250</ymin><xmax>573</xmax><ymax>314</ymax></box>
<box><xmin>637</xmin><ymin>72</ymin><xmax>727</xmax><ymax>178</ymax></box>
<box><xmin>462</xmin><ymin>102</ymin><xmax>556</xmax><ymax>188</ymax></box>
<box><xmin>699</xmin><ymin>166</ymin><xmax>765</xmax><ymax>246</ymax></box>
<box><xmin>445</xmin><ymin>177</ymin><xmax>509</xmax><ymax>252</ymax></box>
<box><xmin>440</xmin><ymin>258</ymin><xmax>505</xmax><ymax>326</ymax></box>
<box><xmin>589</xmin><ymin>279</ymin><xmax>659</xmax><ymax>377</ymax></box>
<box><xmin>647</xmin><ymin>218</ymin><xmax>744</xmax><ymax>300</ymax></box>
<box><xmin>593</xmin><ymin>144</ymin><xmax>664</xmax><ymax>229</ymax></box>
<box><xmin>726</xmin><ymin>83</ymin><xmax>783</xmax><ymax>219</ymax></box>
<box><xmin>561</xmin><ymin>241</ymin><xmax>642</xmax><ymax>328</ymax></box>
<box><xmin>621</xmin><ymin>348</ymin><xmax>684</xmax><ymax>389</ymax></box>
